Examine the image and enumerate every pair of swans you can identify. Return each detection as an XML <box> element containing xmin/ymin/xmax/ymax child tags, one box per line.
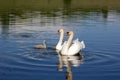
<box><xmin>56</xmin><ymin>28</ymin><xmax>85</xmax><ymax>56</ymax></box>
<box><xmin>34</xmin><ymin>28</ymin><xmax>85</xmax><ymax>56</ymax></box>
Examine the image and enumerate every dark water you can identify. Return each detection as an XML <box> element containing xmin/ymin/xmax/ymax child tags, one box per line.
<box><xmin>0</xmin><ymin>1</ymin><xmax>120</xmax><ymax>80</ymax></box>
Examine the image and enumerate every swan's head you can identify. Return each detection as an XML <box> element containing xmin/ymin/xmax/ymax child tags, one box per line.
<box><xmin>66</xmin><ymin>31</ymin><xmax>73</xmax><ymax>36</ymax></box>
<box><xmin>43</xmin><ymin>40</ymin><xmax>46</xmax><ymax>44</ymax></box>
<box><xmin>57</xmin><ymin>28</ymin><xmax>64</xmax><ymax>34</ymax></box>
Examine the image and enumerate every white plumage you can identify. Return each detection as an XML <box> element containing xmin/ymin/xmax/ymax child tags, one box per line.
<box><xmin>61</xmin><ymin>31</ymin><xmax>85</xmax><ymax>56</ymax></box>
<box><xmin>56</xmin><ymin>29</ymin><xmax>64</xmax><ymax>51</ymax></box>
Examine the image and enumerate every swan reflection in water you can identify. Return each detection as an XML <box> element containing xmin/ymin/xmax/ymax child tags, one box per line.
<box><xmin>57</xmin><ymin>50</ymin><xmax>84</xmax><ymax>80</ymax></box>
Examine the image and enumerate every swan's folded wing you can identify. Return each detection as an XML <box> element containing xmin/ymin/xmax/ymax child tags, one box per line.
<box><xmin>68</xmin><ymin>40</ymin><xmax>83</xmax><ymax>55</ymax></box>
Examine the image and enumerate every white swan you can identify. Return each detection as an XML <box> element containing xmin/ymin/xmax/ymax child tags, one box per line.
<box><xmin>61</xmin><ymin>31</ymin><xmax>85</xmax><ymax>55</ymax></box>
<box><xmin>56</xmin><ymin>28</ymin><xmax>64</xmax><ymax>50</ymax></box>
<box><xmin>34</xmin><ymin>29</ymin><xmax>64</xmax><ymax>50</ymax></box>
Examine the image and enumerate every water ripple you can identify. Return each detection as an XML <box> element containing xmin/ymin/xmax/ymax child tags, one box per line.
<box><xmin>84</xmin><ymin>50</ymin><xmax>120</xmax><ymax>69</ymax></box>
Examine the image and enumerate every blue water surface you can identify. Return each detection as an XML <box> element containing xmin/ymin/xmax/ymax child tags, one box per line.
<box><xmin>0</xmin><ymin>10</ymin><xmax>120</xmax><ymax>80</ymax></box>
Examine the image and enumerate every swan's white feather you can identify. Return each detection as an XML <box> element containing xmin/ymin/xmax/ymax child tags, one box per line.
<box><xmin>68</xmin><ymin>39</ymin><xmax>82</xmax><ymax>55</ymax></box>
<box><xmin>56</xmin><ymin>43</ymin><xmax>62</xmax><ymax>50</ymax></box>
<box><xmin>56</xmin><ymin>29</ymin><xmax>64</xmax><ymax>51</ymax></box>
<box><xmin>61</xmin><ymin>39</ymin><xmax>85</xmax><ymax>55</ymax></box>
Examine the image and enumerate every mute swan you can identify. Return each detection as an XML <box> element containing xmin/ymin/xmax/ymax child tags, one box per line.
<box><xmin>43</xmin><ymin>28</ymin><xmax>64</xmax><ymax>50</ymax></box>
<box><xmin>56</xmin><ymin>28</ymin><xmax>64</xmax><ymax>50</ymax></box>
<box><xmin>34</xmin><ymin>29</ymin><xmax>64</xmax><ymax>50</ymax></box>
<box><xmin>61</xmin><ymin>31</ymin><xmax>85</xmax><ymax>55</ymax></box>
<box><xmin>34</xmin><ymin>40</ymin><xmax>46</xmax><ymax>49</ymax></box>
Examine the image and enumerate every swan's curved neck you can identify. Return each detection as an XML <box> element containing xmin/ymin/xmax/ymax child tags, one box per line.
<box><xmin>58</xmin><ymin>31</ymin><xmax>64</xmax><ymax>45</ymax></box>
<box><xmin>43</xmin><ymin>42</ymin><xmax>46</xmax><ymax>48</ymax></box>
<box><xmin>66</xmin><ymin>32</ymin><xmax>74</xmax><ymax>48</ymax></box>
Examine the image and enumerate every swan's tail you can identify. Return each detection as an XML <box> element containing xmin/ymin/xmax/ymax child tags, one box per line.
<box><xmin>81</xmin><ymin>41</ymin><xmax>85</xmax><ymax>49</ymax></box>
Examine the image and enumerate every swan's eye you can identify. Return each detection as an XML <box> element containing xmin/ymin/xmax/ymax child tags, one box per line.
<box><xmin>58</xmin><ymin>30</ymin><xmax>60</xmax><ymax>32</ymax></box>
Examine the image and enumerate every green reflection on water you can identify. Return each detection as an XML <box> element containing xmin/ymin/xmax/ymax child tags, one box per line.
<box><xmin>0</xmin><ymin>0</ymin><xmax>120</xmax><ymax>25</ymax></box>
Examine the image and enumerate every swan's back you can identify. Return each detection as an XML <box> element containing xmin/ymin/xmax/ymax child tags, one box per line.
<box><xmin>68</xmin><ymin>39</ymin><xmax>85</xmax><ymax>55</ymax></box>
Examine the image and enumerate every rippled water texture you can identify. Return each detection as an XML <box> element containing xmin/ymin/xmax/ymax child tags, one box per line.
<box><xmin>0</xmin><ymin>0</ymin><xmax>120</xmax><ymax>80</ymax></box>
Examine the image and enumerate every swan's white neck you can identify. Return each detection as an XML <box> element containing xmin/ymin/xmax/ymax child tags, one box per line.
<box><xmin>58</xmin><ymin>31</ymin><xmax>64</xmax><ymax>45</ymax></box>
<box><xmin>43</xmin><ymin>42</ymin><xmax>46</xmax><ymax>48</ymax></box>
<box><xmin>66</xmin><ymin>32</ymin><xmax>74</xmax><ymax>49</ymax></box>
<box><xmin>61</xmin><ymin>31</ymin><xmax>74</xmax><ymax>55</ymax></box>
